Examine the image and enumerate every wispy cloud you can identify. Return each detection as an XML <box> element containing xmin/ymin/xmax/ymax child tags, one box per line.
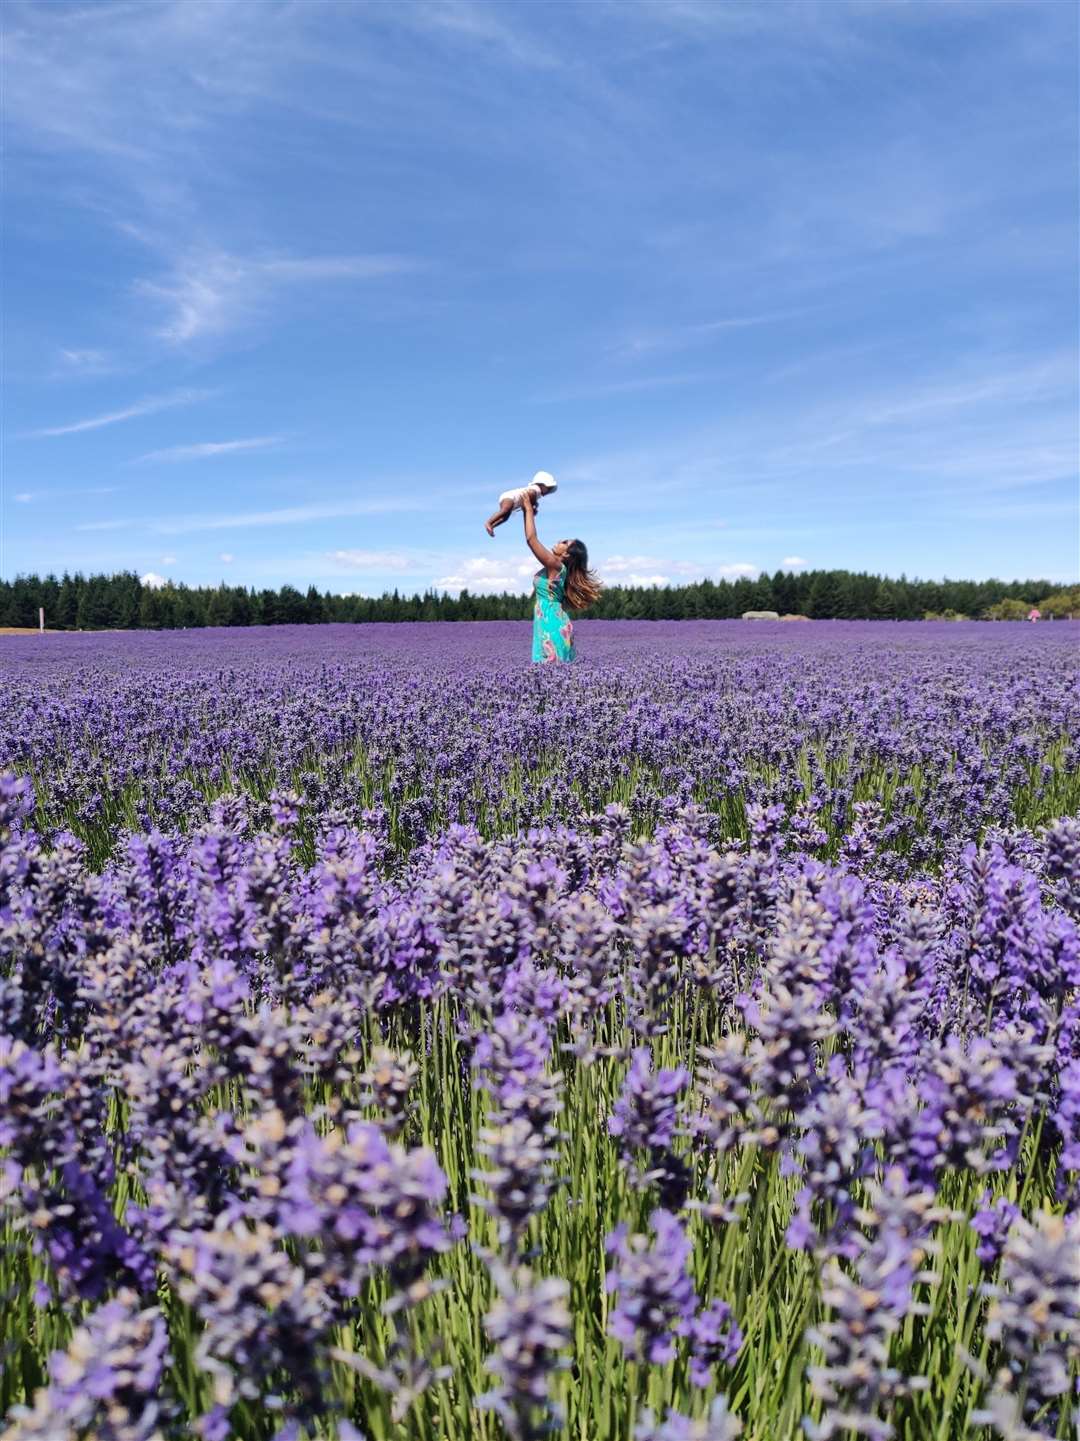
<box><xmin>76</xmin><ymin>495</ymin><xmax>426</xmax><ymax>537</ymax></box>
<box><xmin>12</xmin><ymin>485</ymin><xmax>120</xmax><ymax>503</ymax></box>
<box><xmin>404</xmin><ymin>0</ymin><xmax>562</xmax><ymax>69</ymax></box>
<box><xmin>860</xmin><ymin>354</ymin><xmax>1075</xmax><ymax>427</ymax></box>
<box><xmin>782</xmin><ymin>555</ymin><xmax>808</xmax><ymax>568</ymax></box>
<box><xmin>56</xmin><ymin>347</ymin><xmax>113</xmax><ymax>375</ymax></box>
<box><xmin>132</xmin><ymin>436</ymin><xmax>284</xmax><ymax>465</ymax></box>
<box><xmin>329</xmin><ymin>549</ymin><xmax>413</xmax><ymax>572</ymax></box>
<box><xmin>616</xmin><ymin>309</ymin><xmax>814</xmax><ymax>362</ymax></box>
<box><xmin>533</xmin><ymin>372</ymin><xmax>718</xmax><ymax>403</ymax></box>
<box><xmin>139</xmin><ymin>571</ymin><xmax>168</xmax><ymax>589</ymax></box>
<box><xmin>23</xmin><ymin>389</ymin><xmax>210</xmax><ymax>438</ymax></box>
<box><xmin>134</xmin><ymin>250</ymin><xmax>424</xmax><ymax>344</ymax></box>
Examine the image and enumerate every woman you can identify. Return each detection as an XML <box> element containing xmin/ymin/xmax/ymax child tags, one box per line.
<box><xmin>521</xmin><ymin>491</ymin><xmax>601</xmax><ymax>663</ymax></box>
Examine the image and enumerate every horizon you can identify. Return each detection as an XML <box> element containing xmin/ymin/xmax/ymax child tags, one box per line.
<box><xmin>1</xmin><ymin>561</ymin><xmax>1072</xmax><ymax>598</ymax></box>
<box><xmin>4</xmin><ymin>1</ymin><xmax>1078</xmax><ymax>595</ymax></box>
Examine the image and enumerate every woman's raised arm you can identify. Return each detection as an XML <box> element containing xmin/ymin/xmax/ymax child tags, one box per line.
<box><xmin>521</xmin><ymin>493</ymin><xmax>560</xmax><ymax>572</ymax></box>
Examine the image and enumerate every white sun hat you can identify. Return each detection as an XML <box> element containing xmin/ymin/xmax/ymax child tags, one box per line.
<box><xmin>532</xmin><ymin>470</ymin><xmax>557</xmax><ymax>491</ymax></box>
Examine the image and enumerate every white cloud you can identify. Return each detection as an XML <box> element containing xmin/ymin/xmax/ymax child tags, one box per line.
<box><xmin>782</xmin><ymin>555</ymin><xmax>808</xmax><ymax>568</ymax></box>
<box><xmin>624</xmin><ymin>573</ymin><xmax>670</xmax><ymax>587</ymax></box>
<box><xmin>601</xmin><ymin>555</ymin><xmax>757</xmax><ymax>585</ymax></box>
<box><xmin>23</xmin><ymin>388</ymin><xmax>210</xmax><ymax>438</ymax></box>
<box><xmin>218</xmin><ymin>552</ymin><xmax>234</xmax><ymax>563</ymax></box>
<box><xmin>135</xmin><ymin>250</ymin><xmax>422</xmax><ymax>344</ymax></box>
<box><xmin>14</xmin><ymin>492</ymin><xmax>33</xmax><ymax>503</ymax></box>
<box><xmin>160</xmin><ymin>554</ymin><xmax>177</xmax><ymax>565</ymax></box>
<box><xmin>329</xmin><ymin>549</ymin><xmax>412</xmax><ymax>572</ymax></box>
<box><xmin>435</xmin><ymin>556</ymin><xmax>535</xmax><ymax>594</ymax></box>
<box><xmin>132</xmin><ymin>436</ymin><xmax>284</xmax><ymax>464</ymax></box>
<box><xmin>139</xmin><ymin>571</ymin><xmax>168</xmax><ymax>589</ymax></box>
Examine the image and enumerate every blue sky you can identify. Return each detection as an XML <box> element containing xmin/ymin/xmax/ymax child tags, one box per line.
<box><xmin>3</xmin><ymin>0</ymin><xmax>1077</xmax><ymax>595</ymax></box>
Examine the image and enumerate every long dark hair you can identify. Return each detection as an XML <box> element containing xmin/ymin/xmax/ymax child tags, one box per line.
<box><xmin>563</xmin><ymin>539</ymin><xmax>602</xmax><ymax>611</ymax></box>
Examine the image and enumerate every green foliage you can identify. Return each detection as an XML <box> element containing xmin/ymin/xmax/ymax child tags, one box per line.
<box><xmin>1036</xmin><ymin>586</ymin><xmax>1080</xmax><ymax>619</ymax></box>
<box><xmin>0</xmin><ymin>569</ymin><xmax>1075</xmax><ymax>630</ymax></box>
<box><xmin>983</xmin><ymin>598</ymin><xmax>1031</xmax><ymax>621</ymax></box>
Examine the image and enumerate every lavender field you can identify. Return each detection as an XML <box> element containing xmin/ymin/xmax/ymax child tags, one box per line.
<box><xmin>1</xmin><ymin>620</ymin><xmax>1078</xmax><ymax>1441</ymax></box>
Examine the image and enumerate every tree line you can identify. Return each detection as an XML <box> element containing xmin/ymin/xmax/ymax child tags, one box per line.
<box><xmin>0</xmin><ymin>569</ymin><xmax>1075</xmax><ymax>630</ymax></box>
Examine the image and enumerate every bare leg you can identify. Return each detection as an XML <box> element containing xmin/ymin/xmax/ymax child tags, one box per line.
<box><xmin>486</xmin><ymin>500</ymin><xmax>514</xmax><ymax>536</ymax></box>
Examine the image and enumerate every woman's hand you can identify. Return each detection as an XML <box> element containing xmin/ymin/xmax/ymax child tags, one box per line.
<box><xmin>521</xmin><ymin>489</ymin><xmax>557</xmax><ymax>568</ymax></box>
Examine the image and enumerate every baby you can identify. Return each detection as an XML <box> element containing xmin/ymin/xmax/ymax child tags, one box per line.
<box><xmin>486</xmin><ymin>471</ymin><xmax>557</xmax><ymax>536</ymax></box>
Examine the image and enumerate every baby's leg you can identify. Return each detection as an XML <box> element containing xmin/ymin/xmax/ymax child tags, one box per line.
<box><xmin>485</xmin><ymin>499</ymin><xmax>514</xmax><ymax>536</ymax></box>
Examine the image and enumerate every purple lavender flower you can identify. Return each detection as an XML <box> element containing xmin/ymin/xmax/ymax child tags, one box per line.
<box><xmin>971</xmin><ymin>1192</ymin><xmax>1021</xmax><ymax>1269</ymax></box>
<box><xmin>0</xmin><ymin>621</ymin><xmax>1078</xmax><ymax>1436</ymax></box>
<box><xmin>609</xmin><ymin>1046</ymin><xmax>692</xmax><ymax>1209</ymax></box>
<box><xmin>610</xmin><ymin>1047</ymin><xmax>691</xmax><ymax>1154</ymax></box>
<box><xmin>165</xmin><ymin>1218</ymin><xmax>332</xmax><ymax>1423</ymax></box>
<box><xmin>3</xmin><ymin>1289</ymin><xmax>169</xmax><ymax>1440</ymax></box>
<box><xmin>803</xmin><ymin>1168</ymin><xmax>944</xmax><ymax>1440</ymax></box>
<box><xmin>358</xmin><ymin>1045</ymin><xmax>420</xmax><ymax>1138</ymax></box>
<box><xmin>980</xmin><ymin>1210</ymin><xmax>1080</xmax><ymax>1431</ymax></box>
<box><xmin>694</xmin><ymin>1034</ymin><xmax>754</xmax><ymax>1155</ymax></box>
<box><xmin>478</xmin><ymin>1262</ymin><xmax>572</xmax><ymax>1441</ymax></box>
<box><xmin>1041</xmin><ymin>816</ymin><xmax>1080</xmax><ymax>919</ymax></box>
<box><xmin>786</xmin><ymin>1073</ymin><xmax>880</xmax><ymax>1255</ymax></box>
<box><xmin>741</xmin><ymin>981</ymin><xmax>834</xmax><ymax>1125</ymax></box>
<box><xmin>686</xmin><ymin>1299</ymin><xmax>743</xmax><ymax>1386</ymax></box>
<box><xmin>605</xmin><ymin>1209</ymin><xmax>698</xmax><ymax>1365</ymax></box>
<box><xmin>474</xmin><ymin>1117</ymin><xmax>562</xmax><ymax>1255</ymax></box>
<box><xmin>279</xmin><ymin>1120</ymin><xmax>455</xmax><ymax>1296</ymax></box>
<box><xmin>471</xmin><ymin>1010</ymin><xmax>560</xmax><ymax>1130</ymax></box>
<box><xmin>805</xmin><ymin>1254</ymin><xmax>929</xmax><ymax>1440</ymax></box>
<box><xmin>635</xmin><ymin>1397</ymin><xmax>742</xmax><ymax>1441</ymax></box>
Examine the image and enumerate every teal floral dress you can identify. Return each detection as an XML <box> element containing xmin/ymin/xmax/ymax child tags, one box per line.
<box><xmin>532</xmin><ymin>566</ymin><xmax>575</xmax><ymax>664</ymax></box>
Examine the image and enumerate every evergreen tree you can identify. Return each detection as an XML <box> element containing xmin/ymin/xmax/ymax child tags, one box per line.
<box><xmin>138</xmin><ymin>586</ymin><xmax>163</xmax><ymax>629</ymax></box>
<box><xmin>808</xmin><ymin>570</ymin><xmax>846</xmax><ymax>619</ymax></box>
<box><xmin>872</xmin><ymin>578</ymin><xmax>899</xmax><ymax>619</ymax></box>
<box><xmin>206</xmin><ymin>586</ymin><xmax>232</xmax><ymax>627</ymax></box>
<box><xmin>771</xmin><ymin>570</ymin><xmax>799</xmax><ymax>615</ymax></box>
<box><xmin>304</xmin><ymin>585</ymin><xmax>325</xmax><ymax>623</ymax></box>
<box><xmin>56</xmin><ymin>573</ymin><xmax>80</xmax><ymax>629</ymax></box>
<box><xmin>4</xmin><ymin>566</ymin><xmax>1075</xmax><ymax>628</ymax></box>
<box><xmin>277</xmin><ymin>586</ymin><xmax>307</xmax><ymax>623</ymax></box>
<box><xmin>76</xmin><ymin>576</ymin><xmax>109</xmax><ymax>629</ymax></box>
